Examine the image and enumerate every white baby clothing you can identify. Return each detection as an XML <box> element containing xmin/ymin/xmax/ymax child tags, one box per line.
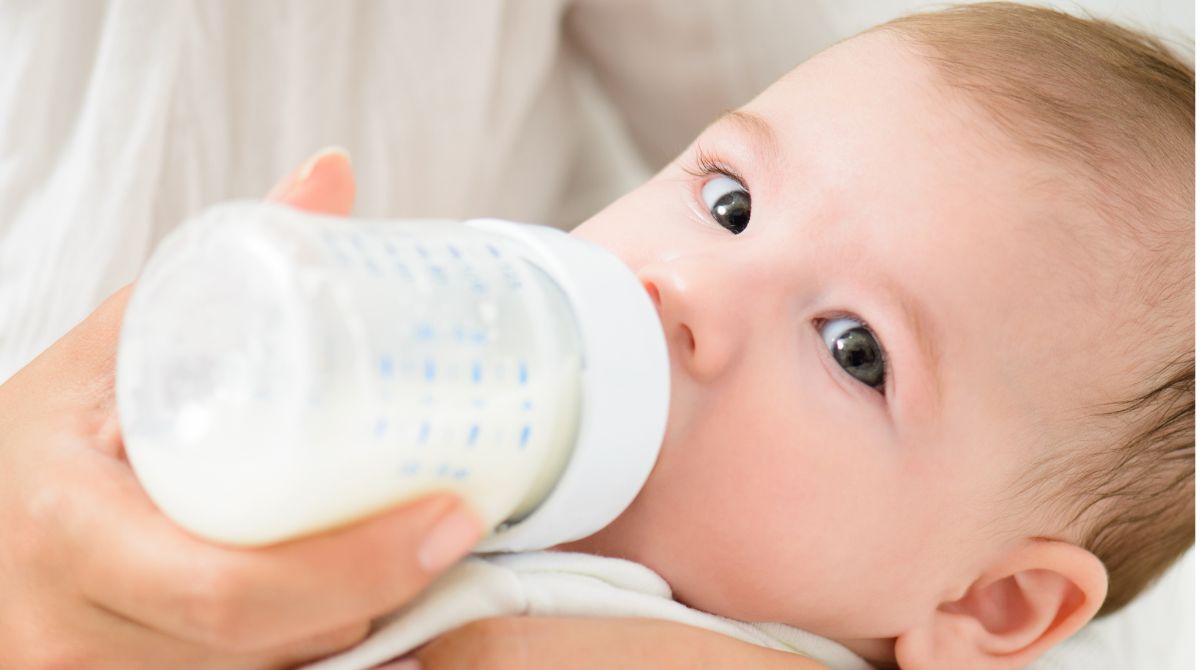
<box><xmin>301</xmin><ymin>551</ymin><xmax>874</xmax><ymax>670</ymax></box>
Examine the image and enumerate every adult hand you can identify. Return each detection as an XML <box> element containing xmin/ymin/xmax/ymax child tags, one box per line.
<box><xmin>383</xmin><ymin>617</ymin><xmax>829</xmax><ymax>669</ymax></box>
<box><xmin>0</xmin><ymin>148</ymin><xmax>484</xmax><ymax>669</ymax></box>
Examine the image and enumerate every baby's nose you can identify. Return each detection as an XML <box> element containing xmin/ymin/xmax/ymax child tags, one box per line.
<box><xmin>638</xmin><ymin>258</ymin><xmax>742</xmax><ymax>383</ymax></box>
<box><xmin>641</xmin><ymin>278</ymin><xmax>661</xmax><ymax>310</ymax></box>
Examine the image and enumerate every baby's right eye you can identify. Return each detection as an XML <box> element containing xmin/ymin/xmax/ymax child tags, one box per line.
<box><xmin>701</xmin><ymin>174</ymin><xmax>752</xmax><ymax>234</ymax></box>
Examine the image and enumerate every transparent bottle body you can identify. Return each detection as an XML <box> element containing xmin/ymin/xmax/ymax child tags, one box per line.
<box><xmin>117</xmin><ymin>205</ymin><xmax>583</xmax><ymax>545</ymax></box>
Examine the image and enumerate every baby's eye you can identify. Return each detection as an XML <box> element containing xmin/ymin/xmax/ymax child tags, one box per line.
<box><xmin>700</xmin><ymin>174</ymin><xmax>751</xmax><ymax>234</ymax></box>
<box><xmin>819</xmin><ymin>317</ymin><xmax>887</xmax><ymax>392</ymax></box>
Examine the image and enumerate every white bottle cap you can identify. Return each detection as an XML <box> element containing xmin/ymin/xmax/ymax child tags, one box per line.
<box><xmin>464</xmin><ymin>219</ymin><xmax>670</xmax><ymax>552</ymax></box>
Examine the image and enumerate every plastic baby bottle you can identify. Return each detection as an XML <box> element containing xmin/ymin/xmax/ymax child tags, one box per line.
<box><xmin>115</xmin><ymin>201</ymin><xmax>669</xmax><ymax>551</ymax></box>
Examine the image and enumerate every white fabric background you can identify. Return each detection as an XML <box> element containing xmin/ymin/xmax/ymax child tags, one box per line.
<box><xmin>0</xmin><ymin>1</ymin><xmax>1192</xmax><ymax>668</ymax></box>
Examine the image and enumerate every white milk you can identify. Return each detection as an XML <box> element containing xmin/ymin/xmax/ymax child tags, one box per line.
<box><xmin>117</xmin><ymin>202</ymin><xmax>669</xmax><ymax>550</ymax></box>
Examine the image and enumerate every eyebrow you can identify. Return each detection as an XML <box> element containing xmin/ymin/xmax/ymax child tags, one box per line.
<box><xmin>713</xmin><ymin>109</ymin><xmax>779</xmax><ymax>162</ymax></box>
<box><xmin>715</xmin><ymin>107</ymin><xmax>944</xmax><ymax>417</ymax></box>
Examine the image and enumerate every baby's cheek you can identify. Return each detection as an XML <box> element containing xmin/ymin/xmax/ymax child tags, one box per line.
<box><xmin>665</xmin><ymin>426</ymin><xmax>924</xmax><ymax>634</ymax></box>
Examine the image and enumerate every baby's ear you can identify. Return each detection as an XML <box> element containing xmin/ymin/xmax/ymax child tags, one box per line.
<box><xmin>894</xmin><ymin>539</ymin><xmax>1107</xmax><ymax>670</ymax></box>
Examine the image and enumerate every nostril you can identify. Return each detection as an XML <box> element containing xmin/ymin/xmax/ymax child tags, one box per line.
<box><xmin>642</xmin><ymin>280</ymin><xmax>662</xmax><ymax>309</ymax></box>
<box><xmin>681</xmin><ymin>324</ymin><xmax>695</xmax><ymax>353</ymax></box>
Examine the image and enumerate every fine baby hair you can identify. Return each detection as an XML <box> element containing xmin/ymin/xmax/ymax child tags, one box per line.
<box><xmin>877</xmin><ymin>2</ymin><xmax>1194</xmax><ymax>616</ymax></box>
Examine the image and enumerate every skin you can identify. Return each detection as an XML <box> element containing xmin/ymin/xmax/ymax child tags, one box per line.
<box><xmin>1</xmin><ymin>30</ymin><xmax>1140</xmax><ymax>669</ymax></box>
<box><xmin>0</xmin><ymin>150</ymin><xmax>823</xmax><ymax>669</ymax></box>
<box><xmin>559</xmin><ymin>30</ymin><xmax>1121</xmax><ymax>668</ymax></box>
<box><xmin>0</xmin><ymin>152</ymin><xmax>486</xmax><ymax>669</ymax></box>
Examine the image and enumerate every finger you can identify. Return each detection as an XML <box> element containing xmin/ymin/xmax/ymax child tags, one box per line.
<box><xmin>76</xmin><ymin>593</ymin><xmax>370</xmax><ymax>670</ymax></box>
<box><xmin>413</xmin><ymin>617</ymin><xmax>832</xmax><ymax>670</ymax></box>
<box><xmin>267</xmin><ymin>146</ymin><xmax>356</xmax><ymax>216</ymax></box>
<box><xmin>69</xmin><ymin>452</ymin><xmax>484</xmax><ymax>654</ymax></box>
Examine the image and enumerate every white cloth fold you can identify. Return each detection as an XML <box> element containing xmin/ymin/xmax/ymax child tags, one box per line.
<box><xmin>302</xmin><ymin>551</ymin><xmax>875</xmax><ymax>670</ymax></box>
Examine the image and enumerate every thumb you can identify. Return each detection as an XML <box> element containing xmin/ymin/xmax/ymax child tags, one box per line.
<box><xmin>268</xmin><ymin>146</ymin><xmax>357</xmax><ymax>216</ymax></box>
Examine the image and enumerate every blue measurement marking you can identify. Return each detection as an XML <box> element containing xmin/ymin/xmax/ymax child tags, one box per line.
<box><xmin>374</xmin><ymin>418</ymin><xmax>388</xmax><ymax>438</ymax></box>
<box><xmin>447</xmin><ymin>244</ymin><xmax>462</xmax><ymax>258</ymax></box>
<box><xmin>463</xmin><ymin>267</ymin><xmax>487</xmax><ymax>294</ymax></box>
<box><xmin>416</xmin><ymin>245</ymin><xmax>429</xmax><ymax>258</ymax></box>
<box><xmin>452</xmin><ymin>468</ymin><xmax>469</xmax><ymax>480</ymax></box>
<box><xmin>471</xmin><ymin>362</ymin><xmax>482</xmax><ymax>384</ymax></box>
<box><xmin>414</xmin><ymin>323</ymin><xmax>434</xmax><ymax>340</ymax></box>
<box><xmin>430</xmin><ymin>265</ymin><xmax>447</xmax><ymax>284</ymax></box>
<box><xmin>469</xmin><ymin>330</ymin><xmax>488</xmax><ymax>345</ymax></box>
<box><xmin>518</xmin><ymin>362</ymin><xmax>528</xmax><ymax>385</ymax></box>
<box><xmin>501</xmin><ymin>264</ymin><xmax>523</xmax><ymax>289</ymax></box>
<box><xmin>519</xmin><ymin>425</ymin><xmax>531</xmax><ymax>448</ymax></box>
<box><xmin>453</xmin><ymin>325</ymin><xmax>465</xmax><ymax>341</ymax></box>
<box><xmin>486</xmin><ymin>244</ymin><xmax>501</xmax><ymax>257</ymax></box>
<box><xmin>350</xmin><ymin>233</ymin><xmax>365</xmax><ymax>249</ymax></box>
<box><xmin>400</xmin><ymin>461</ymin><xmax>420</xmax><ymax>476</ymax></box>
<box><xmin>436</xmin><ymin>463</ymin><xmax>450</xmax><ymax>477</ymax></box>
<box><xmin>379</xmin><ymin>354</ymin><xmax>394</xmax><ymax>377</ymax></box>
<box><xmin>383</xmin><ymin>241</ymin><xmax>398</xmax><ymax>255</ymax></box>
<box><xmin>365</xmin><ymin>260</ymin><xmax>381</xmax><ymax>275</ymax></box>
<box><xmin>467</xmin><ymin>424</ymin><xmax>479</xmax><ymax>446</ymax></box>
<box><xmin>418</xmin><ymin>421</ymin><xmax>431</xmax><ymax>443</ymax></box>
<box><xmin>522</xmin><ymin>400</ymin><xmax>532</xmax><ymax>411</ymax></box>
<box><xmin>424</xmin><ymin>358</ymin><xmax>436</xmax><ymax>381</ymax></box>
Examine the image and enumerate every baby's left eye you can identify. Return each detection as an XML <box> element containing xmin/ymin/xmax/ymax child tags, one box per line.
<box><xmin>819</xmin><ymin>317</ymin><xmax>887</xmax><ymax>392</ymax></box>
<box><xmin>700</xmin><ymin>174</ymin><xmax>751</xmax><ymax>234</ymax></box>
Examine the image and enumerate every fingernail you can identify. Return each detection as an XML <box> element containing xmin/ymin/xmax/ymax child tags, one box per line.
<box><xmin>268</xmin><ymin>145</ymin><xmax>351</xmax><ymax>199</ymax></box>
<box><xmin>297</xmin><ymin>145</ymin><xmax>351</xmax><ymax>183</ymax></box>
<box><xmin>418</xmin><ymin>506</ymin><xmax>483</xmax><ymax>573</ymax></box>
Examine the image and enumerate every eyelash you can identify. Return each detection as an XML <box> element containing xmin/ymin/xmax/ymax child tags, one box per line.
<box><xmin>682</xmin><ymin>147</ymin><xmax>749</xmax><ymax>190</ymax></box>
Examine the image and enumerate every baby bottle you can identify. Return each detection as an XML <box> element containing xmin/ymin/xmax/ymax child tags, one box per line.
<box><xmin>115</xmin><ymin>201</ymin><xmax>669</xmax><ymax>551</ymax></box>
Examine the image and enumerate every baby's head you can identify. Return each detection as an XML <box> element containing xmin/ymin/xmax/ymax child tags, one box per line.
<box><xmin>563</xmin><ymin>3</ymin><xmax>1194</xmax><ymax>668</ymax></box>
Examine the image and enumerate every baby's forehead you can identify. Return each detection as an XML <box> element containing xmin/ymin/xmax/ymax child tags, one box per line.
<box><xmin>738</xmin><ymin>32</ymin><xmax>1164</xmax><ymax>423</ymax></box>
<box><xmin>746</xmin><ymin>33</ymin><xmax>1020</xmax><ymax>188</ymax></box>
<box><xmin>752</xmin><ymin>31</ymin><xmax>1127</xmax><ymax>268</ymax></box>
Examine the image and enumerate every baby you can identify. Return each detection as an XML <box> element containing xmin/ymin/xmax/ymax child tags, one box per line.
<box><xmin>320</xmin><ymin>3</ymin><xmax>1195</xmax><ymax>669</ymax></box>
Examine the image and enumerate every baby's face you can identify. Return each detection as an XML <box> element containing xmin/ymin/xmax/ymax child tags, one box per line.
<box><xmin>562</xmin><ymin>31</ymin><xmax>1131</xmax><ymax>643</ymax></box>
